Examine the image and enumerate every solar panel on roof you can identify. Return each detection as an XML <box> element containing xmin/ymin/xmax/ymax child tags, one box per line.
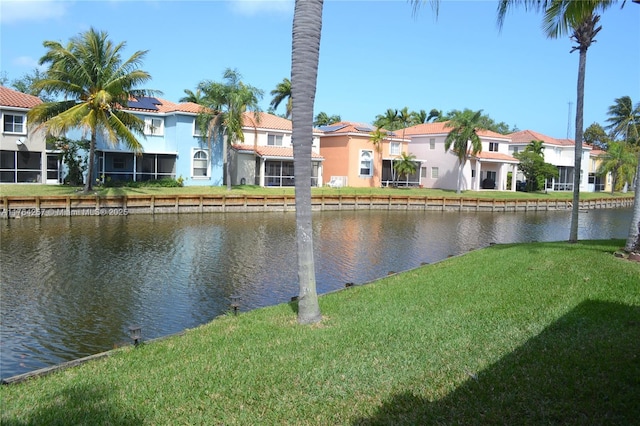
<box><xmin>318</xmin><ymin>124</ymin><xmax>347</xmax><ymax>132</ymax></box>
<box><xmin>128</xmin><ymin>97</ymin><xmax>161</xmax><ymax>110</ymax></box>
<box><xmin>354</xmin><ymin>125</ymin><xmax>374</xmax><ymax>132</ymax></box>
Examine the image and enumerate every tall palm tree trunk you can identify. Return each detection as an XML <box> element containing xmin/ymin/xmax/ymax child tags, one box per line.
<box><xmin>84</xmin><ymin>131</ymin><xmax>97</xmax><ymax>192</ymax></box>
<box><xmin>625</xmin><ymin>155</ymin><xmax>640</xmax><ymax>252</ymax></box>
<box><xmin>291</xmin><ymin>0</ymin><xmax>323</xmax><ymax>324</ymax></box>
<box><xmin>569</xmin><ymin>33</ymin><xmax>589</xmax><ymax>243</ymax></box>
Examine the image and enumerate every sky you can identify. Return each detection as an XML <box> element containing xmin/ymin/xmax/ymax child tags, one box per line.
<box><xmin>1</xmin><ymin>0</ymin><xmax>639</xmax><ymax>139</ymax></box>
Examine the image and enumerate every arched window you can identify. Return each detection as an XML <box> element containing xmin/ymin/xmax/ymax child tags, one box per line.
<box><xmin>193</xmin><ymin>150</ymin><xmax>208</xmax><ymax>177</ymax></box>
<box><xmin>359</xmin><ymin>150</ymin><xmax>373</xmax><ymax>177</ymax></box>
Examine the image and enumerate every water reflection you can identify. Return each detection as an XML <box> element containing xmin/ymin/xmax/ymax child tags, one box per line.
<box><xmin>0</xmin><ymin>208</ymin><xmax>632</xmax><ymax>379</ymax></box>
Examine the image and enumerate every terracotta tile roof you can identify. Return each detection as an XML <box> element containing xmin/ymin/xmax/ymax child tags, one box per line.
<box><xmin>125</xmin><ymin>96</ymin><xmax>204</xmax><ymax>114</ymax></box>
<box><xmin>509</xmin><ymin>130</ymin><xmax>589</xmax><ymax>148</ymax></box>
<box><xmin>0</xmin><ymin>86</ymin><xmax>42</xmax><ymax>108</ymax></box>
<box><xmin>590</xmin><ymin>148</ymin><xmax>605</xmax><ymax>156</ymax></box>
<box><xmin>398</xmin><ymin>121</ymin><xmax>510</xmax><ymax>140</ymax></box>
<box><xmin>243</xmin><ymin>112</ymin><xmax>292</xmax><ymax>131</ymax></box>
<box><xmin>508</xmin><ymin>129</ymin><xmax>560</xmax><ymax>145</ymax></box>
<box><xmin>473</xmin><ymin>151</ymin><xmax>519</xmax><ymax>163</ymax></box>
<box><xmin>233</xmin><ymin>144</ymin><xmax>323</xmax><ymax>159</ymax></box>
<box><xmin>400</xmin><ymin>121</ymin><xmax>450</xmax><ymax>136</ymax></box>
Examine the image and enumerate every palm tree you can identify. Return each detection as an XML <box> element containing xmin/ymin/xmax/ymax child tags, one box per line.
<box><xmin>394</xmin><ymin>151</ymin><xmax>418</xmax><ymax>186</ymax></box>
<box><xmin>373</xmin><ymin>108</ymin><xmax>401</xmax><ymax>130</ymax></box>
<box><xmin>313</xmin><ymin>112</ymin><xmax>341</xmax><ymax>127</ymax></box>
<box><xmin>28</xmin><ymin>27</ymin><xmax>155</xmax><ymax>192</ymax></box>
<box><xmin>605</xmin><ymin>96</ymin><xmax>640</xmax><ymax>144</ymax></box>
<box><xmin>604</xmin><ymin>95</ymin><xmax>640</xmax><ymax>252</ymax></box>
<box><xmin>197</xmin><ymin>68</ymin><xmax>263</xmax><ymax>191</ymax></box>
<box><xmin>444</xmin><ymin>109</ymin><xmax>485</xmax><ymax>194</ymax></box>
<box><xmin>497</xmin><ymin>0</ymin><xmax>625</xmax><ymax>243</ymax></box>
<box><xmin>526</xmin><ymin>139</ymin><xmax>545</xmax><ymax>156</ymax></box>
<box><xmin>179</xmin><ymin>88</ymin><xmax>204</xmax><ymax>104</ymax></box>
<box><xmin>270</xmin><ymin>77</ymin><xmax>292</xmax><ymax>119</ymax></box>
<box><xmin>597</xmin><ymin>142</ymin><xmax>637</xmax><ymax>194</ymax></box>
<box><xmin>291</xmin><ymin>0</ymin><xmax>323</xmax><ymax>324</ymax></box>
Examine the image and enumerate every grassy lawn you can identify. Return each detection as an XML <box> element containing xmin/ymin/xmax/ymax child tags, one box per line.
<box><xmin>0</xmin><ymin>183</ymin><xmax>634</xmax><ymax>200</ymax></box>
<box><xmin>1</xmin><ymin>240</ymin><xmax>638</xmax><ymax>425</ymax></box>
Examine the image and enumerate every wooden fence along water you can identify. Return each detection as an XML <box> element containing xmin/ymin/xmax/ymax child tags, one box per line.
<box><xmin>1</xmin><ymin>194</ymin><xmax>634</xmax><ymax>219</ymax></box>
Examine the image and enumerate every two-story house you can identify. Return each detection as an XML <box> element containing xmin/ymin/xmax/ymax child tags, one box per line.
<box><xmin>401</xmin><ymin>122</ymin><xmax>518</xmax><ymax>191</ymax></box>
<box><xmin>229</xmin><ymin>112</ymin><xmax>324</xmax><ymax>187</ymax></box>
<box><xmin>507</xmin><ymin>130</ymin><xmax>591</xmax><ymax>192</ymax></box>
<box><xmin>0</xmin><ymin>86</ymin><xmax>57</xmax><ymax>183</ymax></box>
<box><xmin>318</xmin><ymin>122</ymin><xmax>416</xmax><ymax>188</ymax></box>
<box><xmin>88</xmin><ymin>96</ymin><xmax>223</xmax><ymax>187</ymax></box>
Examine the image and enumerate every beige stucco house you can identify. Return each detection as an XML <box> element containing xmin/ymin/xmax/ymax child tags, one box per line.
<box><xmin>0</xmin><ymin>86</ymin><xmax>56</xmax><ymax>183</ymax></box>
<box><xmin>230</xmin><ymin>112</ymin><xmax>324</xmax><ymax>187</ymax></box>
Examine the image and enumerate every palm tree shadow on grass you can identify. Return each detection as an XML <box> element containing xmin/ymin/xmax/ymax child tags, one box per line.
<box><xmin>2</xmin><ymin>382</ymin><xmax>144</xmax><ymax>426</ymax></box>
<box><xmin>354</xmin><ymin>300</ymin><xmax>640</xmax><ymax>425</ymax></box>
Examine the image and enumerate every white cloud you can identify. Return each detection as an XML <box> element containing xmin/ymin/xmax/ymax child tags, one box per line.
<box><xmin>0</xmin><ymin>0</ymin><xmax>69</xmax><ymax>24</ymax></box>
<box><xmin>228</xmin><ymin>0</ymin><xmax>293</xmax><ymax>17</ymax></box>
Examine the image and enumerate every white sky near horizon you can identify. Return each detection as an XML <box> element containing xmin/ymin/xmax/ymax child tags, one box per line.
<box><xmin>1</xmin><ymin>0</ymin><xmax>638</xmax><ymax>139</ymax></box>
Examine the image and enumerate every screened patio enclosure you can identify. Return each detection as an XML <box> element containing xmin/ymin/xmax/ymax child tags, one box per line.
<box><xmin>97</xmin><ymin>152</ymin><xmax>176</xmax><ymax>183</ymax></box>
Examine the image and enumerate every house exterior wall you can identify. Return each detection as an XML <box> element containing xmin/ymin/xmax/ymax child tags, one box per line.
<box><xmin>0</xmin><ymin>88</ymin><xmax>49</xmax><ymax>184</ymax></box>
<box><xmin>320</xmin><ymin>134</ymin><xmax>381</xmax><ymax>188</ymax></box>
<box><xmin>408</xmin><ymin>134</ymin><xmax>464</xmax><ymax>190</ymax></box>
<box><xmin>86</xmin><ymin>108</ymin><xmax>224</xmax><ymax>186</ymax></box>
<box><xmin>507</xmin><ymin>141</ymin><xmax>591</xmax><ymax>192</ymax></box>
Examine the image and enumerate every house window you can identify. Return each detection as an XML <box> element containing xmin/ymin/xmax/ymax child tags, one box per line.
<box><xmin>267</xmin><ymin>134</ymin><xmax>283</xmax><ymax>146</ymax></box>
<box><xmin>359</xmin><ymin>150</ymin><xmax>373</xmax><ymax>176</ymax></box>
<box><xmin>193</xmin><ymin>118</ymin><xmax>202</xmax><ymax>137</ymax></box>
<box><xmin>390</xmin><ymin>142</ymin><xmax>401</xmax><ymax>156</ymax></box>
<box><xmin>3</xmin><ymin>114</ymin><xmax>25</xmax><ymax>134</ymax></box>
<box><xmin>431</xmin><ymin>167</ymin><xmax>439</xmax><ymax>179</ymax></box>
<box><xmin>513</xmin><ymin>147</ymin><xmax>519</xmax><ymax>153</ymax></box>
<box><xmin>489</xmin><ymin>142</ymin><xmax>499</xmax><ymax>152</ymax></box>
<box><xmin>192</xmin><ymin>149</ymin><xmax>209</xmax><ymax>177</ymax></box>
<box><xmin>421</xmin><ymin>166</ymin><xmax>427</xmax><ymax>178</ymax></box>
<box><xmin>144</xmin><ymin>117</ymin><xmax>164</xmax><ymax>135</ymax></box>
<box><xmin>0</xmin><ymin>150</ymin><xmax>41</xmax><ymax>182</ymax></box>
<box><xmin>112</xmin><ymin>156</ymin><xmax>126</xmax><ymax>169</ymax></box>
<box><xmin>429</xmin><ymin>138</ymin><xmax>436</xmax><ymax>150</ymax></box>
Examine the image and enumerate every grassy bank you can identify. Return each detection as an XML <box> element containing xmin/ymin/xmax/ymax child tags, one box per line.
<box><xmin>0</xmin><ymin>183</ymin><xmax>635</xmax><ymax>201</ymax></box>
<box><xmin>1</xmin><ymin>240</ymin><xmax>638</xmax><ymax>425</ymax></box>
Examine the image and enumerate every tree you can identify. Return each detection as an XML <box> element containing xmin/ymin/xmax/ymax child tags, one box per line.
<box><xmin>47</xmin><ymin>135</ymin><xmax>90</xmax><ymax>185</ymax></box>
<box><xmin>270</xmin><ymin>77</ymin><xmax>292</xmax><ymax>119</ymax></box>
<box><xmin>393</xmin><ymin>151</ymin><xmax>418</xmax><ymax>186</ymax></box>
<box><xmin>605</xmin><ymin>95</ymin><xmax>640</xmax><ymax>145</ymax></box>
<box><xmin>513</xmin><ymin>140</ymin><xmax>558</xmax><ymax>191</ymax></box>
<box><xmin>291</xmin><ymin>0</ymin><xmax>324</xmax><ymax>324</ymax></box>
<box><xmin>373</xmin><ymin>108</ymin><xmax>401</xmax><ymax>130</ymax></box>
<box><xmin>313</xmin><ymin>112</ymin><xmax>341</xmax><ymax>127</ymax></box>
<box><xmin>438</xmin><ymin>108</ymin><xmax>515</xmax><ymax>134</ymax></box>
<box><xmin>597</xmin><ymin>141</ymin><xmax>637</xmax><ymax>194</ymax></box>
<box><xmin>10</xmin><ymin>68</ymin><xmax>56</xmax><ymax>102</ymax></box>
<box><xmin>604</xmin><ymin>95</ymin><xmax>640</xmax><ymax>251</ymax></box>
<box><xmin>28</xmin><ymin>28</ymin><xmax>154</xmax><ymax>192</ymax></box>
<box><xmin>197</xmin><ymin>68</ymin><xmax>263</xmax><ymax>191</ymax></box>
<box><xmin>583</xmin><ymin>122</ymin><xmax>610</xmax><ymax>149</ymax></box>
<box><xmin>179</xmin><ymin>88</ymin><xmax>204</xmax><ymax>104</ymax></box>
<box><xmin>444</xmin><ymin>109</ymin><xmax>485</xmax><ymax>194</ymax></box>
<box><xmin>497</xmin><ymin>0</ymin><xmax>629</xmax><ymax>243</ymax></box>
<box><xmin>625</xmin><ymin>158</ymin><xmax>640</xmax><ymax>252</ymax></box>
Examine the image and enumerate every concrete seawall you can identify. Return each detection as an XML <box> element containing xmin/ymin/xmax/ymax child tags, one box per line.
<box><xmin>1</xmin><ymin>194</ymin><xmax>634</xmax><ymax>219</ymax></box>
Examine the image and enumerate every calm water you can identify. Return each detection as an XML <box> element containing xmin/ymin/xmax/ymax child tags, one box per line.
<box><xmin>0</xmin><ymin>208</ymin><xmax>633</xmax><ymax>379</ymax></box>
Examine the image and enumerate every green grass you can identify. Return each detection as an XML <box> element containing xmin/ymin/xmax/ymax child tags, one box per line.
<box><xmin>1</xmin><ymin>240</ymin><xmax>638</xmax><ymax>425</ymax></box>
<box><xmin>0</xmin><ymin>183</ymin><xmax>634</xmax><ymax>200</ymax></box>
